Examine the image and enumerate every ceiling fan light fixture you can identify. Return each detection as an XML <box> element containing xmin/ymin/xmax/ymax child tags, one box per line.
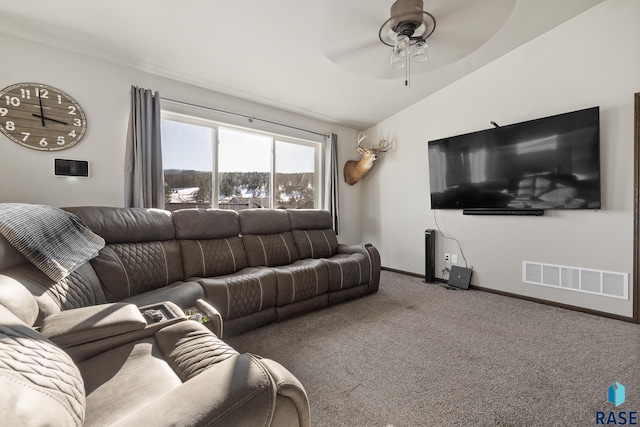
<box><xmin>412</xmin><ymin>40</ymin><xmax>428</xmax><ymax>62</ymax></box>
<box><xmin>378</xmin><ymin>0</ymin><xmax>436</xmax><ymax>85</ymax></box>
<box><xmin>393</xmin><ymin>34</ymin><xmax>410</xmax><ymax>57</ymax></box>
<box><xmin>390</xmin><ymin>50</ymin><xmax>406</xmax><ymax>69</ymax></box>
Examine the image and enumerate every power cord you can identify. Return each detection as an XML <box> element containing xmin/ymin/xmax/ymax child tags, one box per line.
<box><xmin>441</xmin><ymin>257</ymin><xmax>451</xmax><ymax>277</ymax></box>
<box><xmin>433</xmin><ymin>210</ymin><xmax>471</xmax><ymax>270</ymax></box>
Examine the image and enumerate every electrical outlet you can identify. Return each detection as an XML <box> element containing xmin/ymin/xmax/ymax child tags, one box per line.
<box><xmin>451</xmin><ymin>254</ymin><xmax>458</xmax><ymax>264</ymax></box>
<box><xmin>444</xmin><ymin>253</ymin><xmax>450</xmax><ymax>262</ymax></box>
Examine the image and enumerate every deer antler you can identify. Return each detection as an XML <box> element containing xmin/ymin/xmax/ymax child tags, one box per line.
<box><xmin>376</xmin><ymin>138</ymin><xmax>391</xmax><ymax>152</ymax></box>
<box><xmin>357</xmin><ymin>132</ymin><xmax>368</xmax><ymax>149</ymax></box>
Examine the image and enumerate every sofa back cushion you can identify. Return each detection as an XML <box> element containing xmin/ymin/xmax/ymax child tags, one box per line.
<box><xmin>66</xmin><ymin>207</ymin><xmax>183</xmax><ymax>301</ymax></box>
<box><xmin>0</xmin><ymin>232</ymin><xmax>107</xmax><ymax>323</ymax></box>
<box><xmin>0</xmin><ymin>305</ymin><xmax>86</xmax><ymax>426</ymax></box>
<box><xmin>291</xmin><ymin>230</ymin><xmax>338</xmax><ymax>259</ymax></box>
<box><xmin>90</xmin><ymin>242</ymin><xmax>184</xmax><ymax>301</ymax></box>
<box><xmin>173</xmin><ymin>209</ymin><xmax>248</xmax><ymax>277</ymax></box>
<box><xmin>239</xmin><ymin>209</ymin><xmax>299</xmax><ymax>267</ymax></box>
<box><xmin>180</xmin><ymin>238</ymin><xmax>248</xmax><ymax>278</ymax></box>
<box><xmin>0</xmin><ymin>234</ymin><xmax>27</xmax><ymax>271</ymax></box>
<box><xmin>0</xmin><ymin>269</ymin><xmax>40</xmax><ymax>326</ymax></box>
<box><xmin>2</xmin><ymin>263</ymin><xmax>107</xmax><ymax>322</ymax></box>
<box><xmin>173</xmin><ymin>208</ymin><xmax>240</xmax><ymax>240</ymax></box>
<box><xmin>64</xmin><ymin>207</ymin><xmax>176</xmax><ymax>242</ymax></box>
<box><xmin>287</xmin><ymin>209</ymin><xmax>338</xmax><ymax>259</ymax></box>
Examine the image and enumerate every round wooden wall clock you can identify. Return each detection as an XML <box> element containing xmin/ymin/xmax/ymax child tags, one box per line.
<box><xmin>0</xmin><ymin>82</ymin><xmax>87</xmax><ymax>151</ymax></box>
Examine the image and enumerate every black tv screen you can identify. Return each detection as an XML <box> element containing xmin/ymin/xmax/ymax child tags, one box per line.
<box><xmin>428</xmin><ymin>107</ymin><xmax>601</xmax><ymax>211</ymax></box>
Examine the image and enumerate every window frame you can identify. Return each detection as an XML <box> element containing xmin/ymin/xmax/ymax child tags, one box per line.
<box><xmin>161</xmin><ymin>111</ymin><xmax>324</xmax><ymax>210</ymax></box>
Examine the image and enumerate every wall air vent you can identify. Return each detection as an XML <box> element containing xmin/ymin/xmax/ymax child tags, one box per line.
<box><xmin>523</xmin><ymin>261</ymin><xmax>628</xmax><ymax>300</ymax></box>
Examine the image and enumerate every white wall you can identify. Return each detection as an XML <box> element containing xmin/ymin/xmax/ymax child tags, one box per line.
<box><xmin>0</xmin><ymin>33</ymin><xmax>363</xmax><ymax>244</ymax></box>
<box><xmin>362</xmin><ymin>0</ymin><xmax>639</xmax><ymax>317</ymax></box>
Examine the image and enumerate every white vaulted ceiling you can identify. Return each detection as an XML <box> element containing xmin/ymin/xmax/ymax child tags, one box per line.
<box><xmin>0</xmin><ymin>0</ymin><xmax>603</xmax><ymax>129</ymax></box>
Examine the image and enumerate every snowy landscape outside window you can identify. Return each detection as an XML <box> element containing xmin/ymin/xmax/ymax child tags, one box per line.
<box><xmin>161</xmin><ymin>115</ymin><xmax>322</xmax><ymax>211</ymax></box>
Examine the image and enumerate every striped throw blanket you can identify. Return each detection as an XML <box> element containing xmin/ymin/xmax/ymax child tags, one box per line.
<box><xmin>0</xmin><ymin>203</ymin><xmax>105</xmax><ymax>282</ymax></box>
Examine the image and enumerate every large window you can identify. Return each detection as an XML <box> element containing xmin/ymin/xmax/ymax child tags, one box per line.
<box><xmin>161</xmin><ymin>114</ymin><xmax>323</xmax><ymax>211</ymax></box>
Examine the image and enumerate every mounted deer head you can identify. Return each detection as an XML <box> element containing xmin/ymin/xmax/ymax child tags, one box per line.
<box><xmin>343</xmin><ymin>132</ymin><xmax>390</xmax><ymax>185</ymax></box>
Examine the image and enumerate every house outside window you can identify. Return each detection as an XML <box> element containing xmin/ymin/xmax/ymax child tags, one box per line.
<box><xmin>161</xmin><ymin>113</ymin><xmax>323</xmax><ymax>211</ymax></box>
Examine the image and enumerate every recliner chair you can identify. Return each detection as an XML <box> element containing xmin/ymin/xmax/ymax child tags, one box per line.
<box><xmin>0</xmin><ymin>274</ymin><xmax>310</xmax><ymax>427</ymax></box>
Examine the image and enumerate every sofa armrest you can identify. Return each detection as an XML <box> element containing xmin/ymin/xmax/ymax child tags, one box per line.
<box><xmin>41</xmin><ymin>303</ymin><xmax>147</xmax><ymax>347</ymax></box>
<box><xmin>41</xmin><ymin>301</ymin><xmax>188</xmax><ymax>363</ymax></box>
<box><xmin>337</xmin><ymin>243</ymin><xmax>368</xmax><ymax>255</ymax></box>
<box><xmin>338</xmin><ymin>243</ymin><xmax>381</xmax><ymax>293</ymax></box>
<box><xmin>364</xmin><ymin>243</ymin><xmax>381</xmax><ymax>293</ymax></box>
<box><xmin>260</xmin><ymin>358</ymin><xmax>310</xmax><ymax>427</ymax></box>
<box><xmin>196</xmin><ymin>298</ymin><xmax>224</xmax><ymax>337</ymax></box>
<box><xmin>109</xmin><ymin>353</ymin><xmax>309</xmax><ymax>427</ymax></box>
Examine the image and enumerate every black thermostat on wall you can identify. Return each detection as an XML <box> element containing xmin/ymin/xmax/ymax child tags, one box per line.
<box><xmin>54</xmin><ymin>158</ymin><xmax>89</xmax><ymax>178</ymax></box>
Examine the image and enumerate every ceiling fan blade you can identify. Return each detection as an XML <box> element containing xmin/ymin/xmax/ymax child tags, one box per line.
<box><xmin>318</xmin><ymin>0</ymin><xmax>515</xmax><ymax>79</ymax></box>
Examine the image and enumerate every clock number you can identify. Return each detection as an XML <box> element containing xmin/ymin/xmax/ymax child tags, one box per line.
<box><xmin>0</xmin><ymin>108</ymin><xmax>7</xmax><ymax>116</ymax></box>
<box><xmin>20</xmin><ymin>89</ymin><xmax>31</xmax><ymax>99</ymax></box>
<box><xmin>39</xmin><ymin>138</ymin><xmax>48</xmax><ymax>147</ymax></box>
<box><xmin>57</xmin><ymin>95</ymin><xmax>62</xmax><ymax>104</ymax></box>
<box><xmin>5</xmin><ymin>96</ymin><xmax>20</xmax><ymax>106</ymax></box>
<box><xmin>68</xmin><ymin>106</ymin><xmax>77</xmax><ymax>115</ymax></box>
<box><xmin>35</xmin><ymin>88</ymin><xmax>49</xmax><ymax>98</ymax></box>
<box><xmin>68</xmin><ymin>129</ymin><xmax>76</xmax><ymax>137</ymax></box>
<box><xmin>74</xmin><ymin>118</ymin><xmax>82</xmax><ymax>127</ymax></box>
<box><xmin>21</xmin><ymin>132</ymin><xmax>30</xmax><ymax>142</ymax></box>
<box><xmin>5</xmin><ymin>121</ymin><xmax>15</xmax><ymax>131</ymax></box>
<box><xmin>57</xmin><ymin>136</ymin><xmax>65</xmax><ymax>145</ymax></box>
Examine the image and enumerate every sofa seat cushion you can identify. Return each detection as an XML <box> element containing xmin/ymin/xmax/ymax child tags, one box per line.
<box><xmin>79</xmin><ymin>336</ymin><xmax>183</xmax><ymax>426</ymax></box>
<box><xmin>271</xmin><ymin>259</ymin><xmax>329</xmax><ymax>306</ymax></box>
<box><xmin>323</xmin><ymin>252</ymin><xmax>371</xmax><ymax>292</ymax></box>
<box><xmin>120</xmin><ymin>280</ymin><xmax>204</xmax><ymax>310</ymax></box>
<box><xmin>197</xmin><ymin>268</ymin><xmax>277</xmax><ymax>321</ymax></box>
<box><xmin>78</xmin><ymin>320</ymin><xmax>241</xmax><ymax>426</ymax></box>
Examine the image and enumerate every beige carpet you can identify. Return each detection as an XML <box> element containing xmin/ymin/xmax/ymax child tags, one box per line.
<box><xmin>226</xmin><ymin>270</ymin><xmax>640</xmax><ymax>426</ymax></box>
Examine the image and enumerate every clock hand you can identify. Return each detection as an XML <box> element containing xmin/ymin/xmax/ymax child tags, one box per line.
<box><xmin>32</xmin><ymin>114</ymin><xmax>68</xmax><ymax>125</ymax></box>
<box><xmin>37</xmin><ymin>93</ymin><xmax>45</xmax><ymax>126</ymax></box>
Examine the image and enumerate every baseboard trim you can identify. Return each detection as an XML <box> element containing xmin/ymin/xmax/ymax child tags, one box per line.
<box><xmin>381</xmin><ymin>266</ymin><xmax>636</xmax><ymax>324</ymax></box>
<box><xmin>382</xmin><ymin>266</ymin><xmax>424</xmax><ymax>279</ymax></box>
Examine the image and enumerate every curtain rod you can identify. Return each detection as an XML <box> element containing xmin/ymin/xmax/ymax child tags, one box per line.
<box><xmin>161</xmin><ymin>97</ymin><xmax>330</xmax><ymax>138</ymax></box>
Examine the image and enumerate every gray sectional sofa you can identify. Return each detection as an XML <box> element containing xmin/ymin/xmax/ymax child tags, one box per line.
<box><xmin>0</xmin><ymin>205</ymin><xmax>381</xmax><ymax>426</ymax></box>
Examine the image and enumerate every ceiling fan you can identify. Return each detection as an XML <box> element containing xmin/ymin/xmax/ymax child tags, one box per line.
<box><xmin>378</xmin><ymin>0</ymin><xmax>436</xmax><ymax>49</ymax></box>
<box><xmin>319</xmin><ymin>0</ymin><xmax>515</xmax><ymax>81</ymax></box>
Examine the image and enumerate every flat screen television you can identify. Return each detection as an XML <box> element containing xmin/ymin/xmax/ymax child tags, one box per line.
<box><xmin>427</xmin><ymin>106</ymin><xmax>601</xmax><ymax>212</ymax></box>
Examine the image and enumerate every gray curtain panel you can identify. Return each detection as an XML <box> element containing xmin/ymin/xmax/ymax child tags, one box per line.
<box><xmin>124</xmin><ymin>86</ymin><xmax>164</xmax><ymax>209</ymax></box>
<box><xmin>324</xmin><ymin>132</ymin><xmax>340</xmax><ymax>234</ymax></box>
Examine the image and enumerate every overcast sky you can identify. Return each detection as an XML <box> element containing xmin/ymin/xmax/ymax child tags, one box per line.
<box><xmin>161</xmin><ymin>119</ymin><xmax>315</xmax><ymax>173</ymax></box>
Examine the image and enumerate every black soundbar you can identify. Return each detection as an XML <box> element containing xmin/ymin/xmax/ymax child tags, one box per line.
<box><xmin>462</xmin><ymin>208</ymin><xmax>544</xmax><ymax>216</ymax></box>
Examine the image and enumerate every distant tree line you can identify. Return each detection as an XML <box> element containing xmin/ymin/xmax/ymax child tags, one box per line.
<box><xmin>164</xmin><ymin>170</ymin><xmax>213</xmax><ymax>202</ymax></box>
<box><xmin>164</xmin><ymin>170</ymin><xmax>315</xmax><ymax>204</ymax></box>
